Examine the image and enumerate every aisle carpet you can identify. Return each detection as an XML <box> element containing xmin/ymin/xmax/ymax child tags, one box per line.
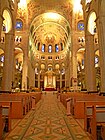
<box><xmin>4</xmin><ymin>92</ymin><xmax>91</xmax><ymax>140</ymax></box>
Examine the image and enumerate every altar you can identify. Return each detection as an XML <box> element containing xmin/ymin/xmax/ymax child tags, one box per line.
<box><xmin>44</xmin><ymin>70</ymin><xmax>56</xmax><ymax>90</ymax></box>
<box><xmin>45</xmin><ymin>87</ymin><xmax>56</xmax><ymax>91</ymax></box>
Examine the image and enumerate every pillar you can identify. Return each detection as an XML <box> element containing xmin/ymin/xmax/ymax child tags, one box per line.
<box><xmin>28</xmin><ymin>61</ymin><xmax>35</xmax><ymax>88</ymax></box>
<box><xmin>22</xmin><ymin>54</ymin><xmax>28</xmax><ymax>90</ymax></box>
<box><xmin>65</xmin><ymin>68</ymin><xmax>69</xmax><ymax>87</ymax></box>
<box><xmin>2</xmin><ymin>33</ymin><xmax>14</xmax><ymax>91</ymax></box>
<box><xmin>0</xmin><ymin>0</ymin><xmax>2</xmax><ymax>40</ymax></box>
<box><xmin>65</xmin><ymin>69</ymin><xmax>67</xmax><ymax>87</ymax></box>
<box><xmin>38</xmin><ymin>73</ymin><xmax>40</xmax><ymax>88</ymax></box>
<box><xmin>69</xmin><ymin>52</ymin><xmax>72</xmax><ymax>87</ymax></box>
<box><xmin>85</xmin><ymin>32</ymin><xmax>96</xmax><ymax>91</ymax></box>
<box><xmin>97</xmin><ymin>15</ymin><xmax>105</xmax><ymax>92</ymax></box>
<box><xmin>60</xmin><ymin>73</ymin><xmax>62</xmax><ymax>88</ymax></box>
<box><xmin>71</xmin><ymin>53</ymin><xmax>78</xmax><ymax>90</ymax></box>
<box><xmin>0</xmin><ymin>15</ymin><xmax>3</xmax><ymax>41</ymax></box>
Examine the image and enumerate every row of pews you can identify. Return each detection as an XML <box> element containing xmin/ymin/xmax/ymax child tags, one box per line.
<box><xmin>0</xmin><ymin>91</ymin><xmax>42</xmax><ymax>140</ymax></box>
<box><xmin>60</xmin><ymin>91</ymin><xmax>105</xmax><ymax>140</ymax></box>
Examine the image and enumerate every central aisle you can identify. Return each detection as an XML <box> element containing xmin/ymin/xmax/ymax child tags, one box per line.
<box><xmin>23</xmin><ymin>92</ymin><xmax>74</xmax><ymax>140</ymax></box>
<box><xmin>5</xmin><ymin>92</ymin><xmax>91</xmax><ymax>140</ymax></box>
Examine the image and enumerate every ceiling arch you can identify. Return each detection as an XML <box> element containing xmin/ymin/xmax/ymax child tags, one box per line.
<box><xmin>30</xmin><ymin>12</ymin><xmax>70</xmax><ymax>46</ymax></box>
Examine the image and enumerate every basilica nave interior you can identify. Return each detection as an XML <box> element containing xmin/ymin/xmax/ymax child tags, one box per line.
<box><xmin>0</xmin><ymin>0</ymin><xmax>104</xmax><ymax>92</ymax></box>
<box><xmin>0</xmin><ymin>0</ymin><xmax>105</xmax><ymax>140</ymax></box>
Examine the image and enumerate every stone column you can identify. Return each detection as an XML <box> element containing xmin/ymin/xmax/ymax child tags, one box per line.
<box><xmin>97</xmin><ymin>16</ymin><xmax>105</xmax><ymax>92</ymax></box>
<box><xmin>0</xmin><ymin>15</ymin><xmax>3</xmax><ymax>41</ymax></box>
<box><xmin>38</xmin><ymin>73</ymin><xmax>40</xmax><ymax>88</ymax></box>
<box><xmin>22</xmin><ymin>54</ymin><xmax>28</xmax><ymax>90</ymax></box>
<box><xmin>65</xmin><ymin>69</ymin><xmax>67</xmax><ymax>87</ymax></box>
<box><xmin>85</xmin><ymin>32</ymin><xmax>96</xmax><ymax>91</ymax></box>
<box><xmin>0</xmin><ymin>0</ymin><xmax>2</xmax><ymax>40</ymax></box>
<box><xmin>65</xmin><ymin>68</ymin><xmax>69</xmax><ymax>87</ymax></box>
<box><xmin>28</xmin><ymin>61</ymin><xmax>35</xmax><ymax>88</ymax></box>
<box><xmin>35</xmin><ymin>73</ymin><xmax>36</xmax><ymax>87</ymax></box>
<box><xmin>69</xmin><ymin>52</ymin><xmax>72</xmax><ymax>87</ymax></box>
<box><xmin>71</xmin><ymin>53</ymin><xmax>78</xmax><ymax>90</ymax></box>
<box><xmin>2</xmin><ymin>32</ymin><xmax>14</xmax><ymax>91</ymax></box>
<box><xmin>60</xmin><ymin>73</ymin><xmax>62</xmax><ymax>88</ymax></box>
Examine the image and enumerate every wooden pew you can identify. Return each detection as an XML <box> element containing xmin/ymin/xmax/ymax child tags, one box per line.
<box><xmin>0</xmin><ymin>103</ymin><xmax>12</xmax><ymax>140</ymax></box>
<box><xmin>60</xmin><ymin>92</ymin><xmax>99</xmax><ymax>117</ymax></box>
<box><xmin>0</xmin><ymin>92</ymin><xmax>42</xmax><ymax>119</ymax></box>
<box><xmin>74</xmin><ymin>98</ymin><xmax>105</xmax><ymax>119</ymax></box>
<box><xmin>0</xmin><ymin>106</ymin><xmax>2</xmax><ymax>140</ymax></box>
<box><xmin>9</xmin><ymin>93</ymin><xmax>31</xmax><ymax>114</ymax></box>
<box><xmin>0</xmin><ymin>93</ymin><xmax>31</xmax><ymax>117</ymax></box>
<box><xmin>0</xmin><ymin>99</ymin><xmax>24</xmax><ymax>119</ymax></box>
<box><xmin>101</xmin><ymin>124</ymin><xmax>105</xmax><ymax>140</ymax></box>
<box><xmin>84</xmin><ymin>103</ymin><xmax>105</xmax><ymax>140</ymax></box>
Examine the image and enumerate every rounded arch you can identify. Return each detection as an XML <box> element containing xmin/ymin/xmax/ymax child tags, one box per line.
<box><xmin>77</xmin><ymin>49</ymin><xmax>85</xmax><ymax>62</ymax></box>
<box><xmin>55</xmin><ymin>63</ymin><xmax>60</xmax><ymax>70</ymax></box>
<box><xmin>14</xmin><ymin>47</ymin><xmax>23</xmax><ymax>71</ymax></box>
<box><xmin>77</xmin><ymin>47</ymin><xmax>85</xmax><ymax>70</ymax></box>
<box><xmin>15</xmin><ymin>43</ymin><xmax>26</xmax><ymax>56</ymax></box>
<box><xmin>41</xmin><ymin>63</ymin><xmax>46</xmax><ymax>70</ymax></box>
<box><xmin>2</xmin><ymin>9</ymin><xmax>12</xmax><ymax>33</ymax></box>
<box><xmin>87</xmin><ymin>11</ymin><xmax>97</xmax><ymax>35</ymax></box>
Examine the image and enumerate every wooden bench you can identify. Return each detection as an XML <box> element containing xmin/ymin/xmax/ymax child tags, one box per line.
<box><xmin>31</xmin><ymin>96</ymin><xmax>36</xmax><ymax>109</ymax></box>
<box><xmin>0</xmin><ymin>104</ymin><xmax>12</xmax><ymax>140</ymax></box>
<box><xmin>0</xmin><ymin>93</ymin><xmax>31</xmax><ymax>117</ymax></box>
<box><xmin>0</xmin><ymin>99</ymin><xmax>24</xmax><ymax>119</ymax></box>
<box><xmin>0</xmin><ymin>106</ymin><xmax>2</xmax><ymax>140</ymax></box>
<box><xmin>60</xmin><ymin>92</ymin><xmax>99</xmax><ymax>117</ymax></box>
<box><xmin>0</xmin><ymin>92</ymin><xmax>42</xmax><ymax>119</ymax></box>
<box><xmin>101</xmin><ymin>123</ymin><xmax>105</xmax><ymax>140</ymax></box>
<box><xmin>66</xmin><ymin>98</ymin><xmax>73</xmax><ymax>115</ymax></box>
<box><xmin>84</xmin><ymin>103</ymin><xmax>105</xmax><ymax>140</ymax></box>
<box><xmin>74</xmin><ymin>98</ymin><xmax>105</xmax><ymax>119</ymax></box>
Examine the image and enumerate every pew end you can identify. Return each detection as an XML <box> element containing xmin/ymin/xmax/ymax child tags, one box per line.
<box><xmin>0</xmin><ymin>104</ymin><xmax>12</xmax><ymax>140</ymax></box>
<box><xmin>84</xmin><ymin>103</ymin><xmax>105</xmax><ymax>140</ymax></box>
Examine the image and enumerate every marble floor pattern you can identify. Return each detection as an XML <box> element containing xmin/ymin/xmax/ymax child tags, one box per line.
<box><xmin>4</xmin><ymin>92</ymin><xmax>91</xmax><ymax>140</ymax></box>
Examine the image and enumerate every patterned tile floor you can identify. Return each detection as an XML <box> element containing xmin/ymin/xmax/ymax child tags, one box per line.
<box><xmin>4</xmin><ymin>92</ymin><xmax>91</xmax><ymax>140</ymax></box>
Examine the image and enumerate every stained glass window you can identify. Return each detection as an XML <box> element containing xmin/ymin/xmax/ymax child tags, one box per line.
<box><xmin>42</xmin><ymin>44</ymin><xmax>45</xmax><ymax>52</ymax></box>
<box><xmin>95</xmin><ymin>56</ymin><xmax>99</xmax><ymax>64</ymax></box>
<box><xmin>48</xmin><ymin>45</ymin><xmax>52</xmax><ymax>53</ymax></box>
<box><xmin>78</xmin><ymin>22</ymin><xmax>84</xmax><ymax>31</ymax></box>
<box><xmin>16</xmin><ymin>21</ymin><xmax>23</xmax><ymax>30</ymax></box>
<box><xmin>55</xmin><ymin>44</ymin><xmax>59</xmax><ymax>52</ymax></box>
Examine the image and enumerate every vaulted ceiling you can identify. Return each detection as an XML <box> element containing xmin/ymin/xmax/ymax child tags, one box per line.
<box><xmin>18</xmin><ymin>0</ymin><xmax>75</xmax><ymax>46</ymax></box>
<box><xmin>17</xmin><ymin>0</ymin><xmax>83</xmax><ymax>69</ymax></box>
<box><xmin>30</xmin><ymin>12</ymin><xmax>70</xmax><ymax>46</ymax></box>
